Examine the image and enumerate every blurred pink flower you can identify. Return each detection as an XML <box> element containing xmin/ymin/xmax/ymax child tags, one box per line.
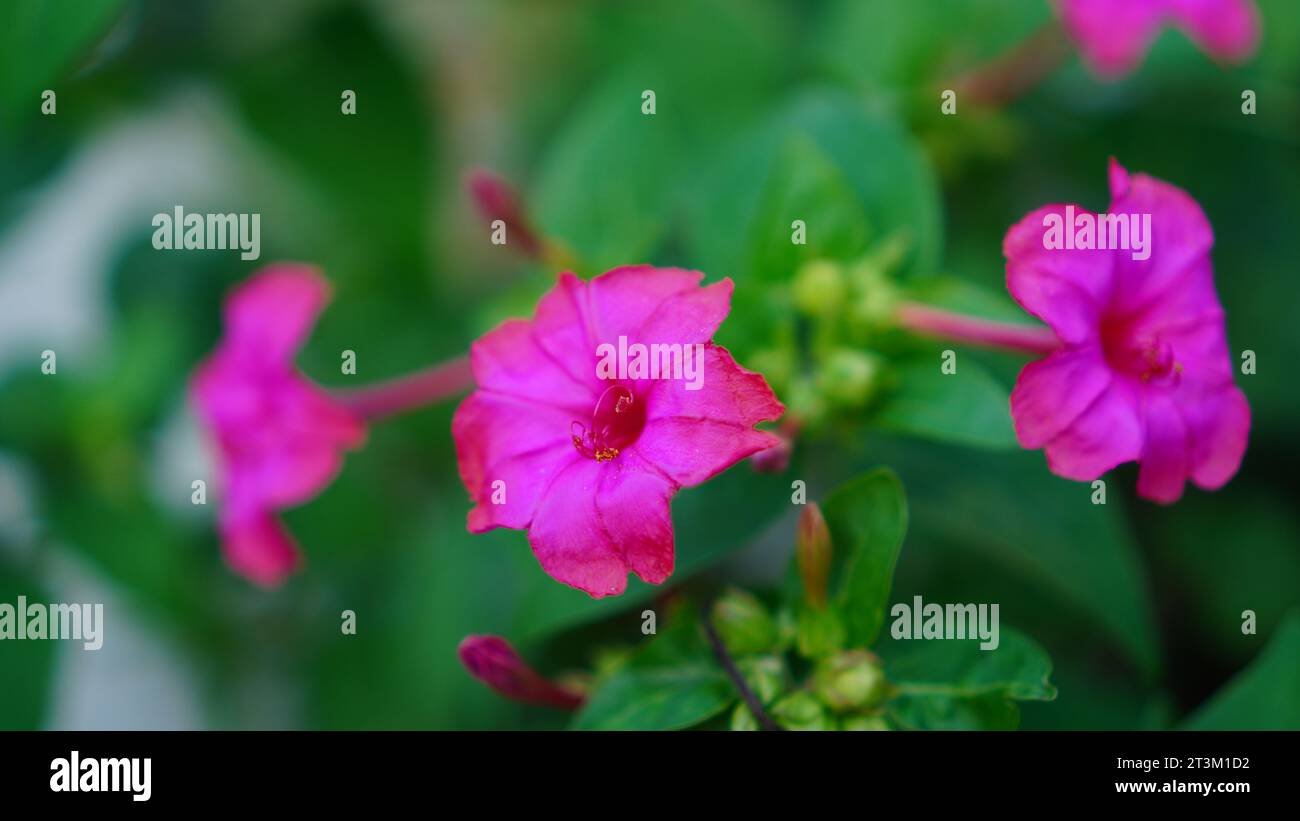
<box><xmin>192</xmin><ymin>264</ymin><xmax>365</xmax><ymax>585</ymax></box>
<box><xmin>453</xmin><ymin>266</ymin><xmax>783</xmax><ymax>597</ymax></box>
<box><xmin>1004</xmin><ymin>159</ymin><xmax>1249</xmax><ymax>503</ymax></box>
<box><xmin>458</xmin><ymin>635</ymin><xmax>584</xmax><ymax>710</ymax></box>
<box><xmin>1057</xmin><ymin>0</ymin><xmax>1260</xmax><ymax>78</ymax></box>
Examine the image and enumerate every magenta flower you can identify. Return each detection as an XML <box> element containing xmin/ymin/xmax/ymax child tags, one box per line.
<box><xmin>453</xmin><ymin>266</ymin><xmax>784</xmax><ymax>597</ymax></box>
<box><xmin>1004</xmin><ymin>159</ymin><xmax>1249</xmax><ymax>503</ymax></box>
<box><xmin>191</xmin><ymin>264</ymin><xmax>365</xmax><ymax>585</ymax></box>
<box><xmin>458</xmin><ymin>635</ymin><xmax>584</xmax><ymax>710</ymax></box>
<box><xmin>1057</xmin><ymin>0</ymin><xmax>1260</xmax><ymax>78</ymax></box>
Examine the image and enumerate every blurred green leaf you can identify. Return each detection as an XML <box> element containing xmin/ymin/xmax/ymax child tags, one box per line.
<box><xmin>874</xmin><ymin>357</ymin><xmax>1017</xmax><ymax>450</ymax></box>
<box><xmin>745</xmin><ymin>135</ymin><xmax>873</xmax><ymax>279</ymax></box>
<box><xmin>686</xmin><ymin>90</ymin><xmax>942</xmax><ymax>285</ymax></box>
<box><xmin>834</xmin><ymin>437</ymin><xmax>1160</xmax><ymax>677</ymax></box>
<box><xmin>881</xmin><ymin>626</ymin><xmax>1057</xmax><ymax>701</ymax></box>
<box><xmin>817</xmin><ymin>0</ymin><xmax>1050</xmax><ymax>95</ymax></box>
<box><xmin>572</xmin><ymin>615</ymin><xmax>734</xmax><ymax>730</ymax></box>
<box><xmin>0</xmin><ymin>560</ymin><xmax>55</xmax><ymax>729</ymax></box>
<box><xmin>0</xmin><ymin>0</ymin><xmax>124</xmax><ymax>125</ymax></box>
<box><xmin>1182</xmin><ymin>611</ymin><xmax>1300</xmax><ymax>730</ymax></box>
<box><xmin>532</xmin><ymin>66</ymin><xmax>685</xmax><ymax>274</ymax></box>
<box><xmin>881</xmin><ymin>627</ymin><xmax>1055</xmax><ymax>730</ymax></box>
<box><xmin>822</xmin><ymin>467</ymin><xmax>909</xmax><ymax>647</ymax></box>
<box><xmin>888</xmin><ymin>693</ymin><xmax>1021</xmax><ymax>730</ymax></box>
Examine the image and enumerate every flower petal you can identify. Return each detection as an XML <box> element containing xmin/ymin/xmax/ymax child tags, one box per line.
<box><xmin>458</xmin><ymin>635</ymin><xmax>583</xmax><ymax>710</ymax></box>
<box><xmin>597</xmin><ymin>454</ymin><xmax>676</xmax><ymax>586</ymax></box>
<box><xmin>1010</xmin><ymin>346</ymin><xmax>1113</xmax><ymax>449</ymax></box>
<box><xmin>224</xmin><ymin>264</ymin><xmax>331</xmax><ymax>362</ymax></box>
<box><xmin>452</xmin><ymin>391</ymin><xmax>578</xmax><ymax>532</ymax></box>
<box><xmin>1042</xmin><ymin>378</ymin><xmax>1144</xmax><ymax>481</ymax></box>
<box><xmin>470</xmin><ymin>316</ymin><xmax>595</xmax><ymax>415</ymax></box>
<box><xmin>1107</xmin><ymin>164</ymin><xmax>1215</xmax><ymax>314</ymax></box>
<box><xmin>1181</xmin><ymin>382</ymin><xmax>1250</xmax><ymax>490</ymax></box>
<box><xmin>588</xmin><ymin>265</ymin><xmax>712</xmax><ymax>342</ymax></box>
<box><xmin>1004</xmin><ymin>204</ymin><xmax>1115</xmax><ymax>345</ymax></box>
<box><xmin>1137</xmin><ymin>392</ymin><xmax>1191</xmax><ymax>503</ymax></box>
<box><xmin>1169</xmin><ymin>0</ymin><xmax>1260</xmax><ymax>62</ymax></box>
<box><xmin>527</xmin><ymin>458</ymin><xmax>632</xmax><ymax>597</ymax></box>
<box><xmin>219</xmin><ymin>509</ymin><xmax>300</xmax><ymax>587</ymax></box>
<box><xmin>1059</xmin><ymin>0</ymin><xmax>1165</xmax><ymax>78</ymax></box>
<box><xmin>634</xmin><ymin>345</ymin><xmax>784</xmax><ymax>487</ymax></box>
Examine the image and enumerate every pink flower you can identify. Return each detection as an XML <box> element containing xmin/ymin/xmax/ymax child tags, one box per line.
<box><xmin>453</xmin><ymin>266</ymin><xmax>784</xmax><ymax>597</ymax></box>
<box><xmin>191</xmin><ymin>265</ymin><xmax>365</xmax><ymax>585</ymax></box>
<box><xmin>1004</xmin><ymin>159</ymin><xmax>1249</xmax><ymax>503</ymax></box>
<box><xmin>458</xmin><ymin>635</ymin><xmax>584</xmax><ymax>710</ymax></box>
<box><xmin>1057</xmin><ymin>0</ymin><xmax>1260</xmax><ymax>78</ymax></box>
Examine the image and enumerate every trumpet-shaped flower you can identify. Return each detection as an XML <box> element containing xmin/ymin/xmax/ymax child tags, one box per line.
<box><xmin>1005</xmin><ymin>159</ymin><xmax>1249</xmax><ymax>503</ymax></box>
<box><xmin>453</xmin><ymin>266</ymin><xmax>783</xmax><ymax>597</ymax></box>
<box><xmin>191</xmin><ymin>265</ymin><xmax>365</xmax><ymax>585</ymax></box>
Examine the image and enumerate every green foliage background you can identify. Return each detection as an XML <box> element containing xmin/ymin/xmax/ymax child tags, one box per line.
<box><xmin>0</xmin><ymin>0</ymin><xmax>1296</xmax><ymax>729</ymax></box>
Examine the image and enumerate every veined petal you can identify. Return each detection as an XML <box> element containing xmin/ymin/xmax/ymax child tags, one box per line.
<box><xmin>1011</xmin><ymin>346</ymin><xmax>1113</xmax><ymax>449</ymax></box>
<box><xmin>1042</xmin><ymin>378</ymin><xmax>1144</xmax><ymax>481</ymax></box>
<box><xmin>527</xmin><ymin>458</ymin><xmax>631</xmax><ymax>597</ymax></box>
<box><xmin>452</xmin><ymin>391</ymin><xmax>578</xmax><ymax>532</ymax></box>
<box><xmin>1004</xmin><ymin>204</ymin><xmax>1115</xmax><ymax>345</ymax></box>
<box><xmin>635</xmin><ymin>345</ymin><xmax>784</xmax><ymax>487</ymax></box>
<box><xmin>1137</xmin><ymin>392</ymin><xmax>1191</xmax><ymax>503</ymax></box>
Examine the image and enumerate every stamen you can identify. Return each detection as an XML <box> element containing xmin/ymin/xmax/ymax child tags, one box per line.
<box><xmin>570</xmin><ymin>385</ymin><xmax>646</xmax><ymax>462</ymax></box>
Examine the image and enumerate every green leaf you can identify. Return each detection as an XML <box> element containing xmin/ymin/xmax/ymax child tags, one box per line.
<box><xmin>874</xmin><ymin>357</ymin><xmax>1017</xmax><ymax>450</ymax></box>
<box><xmin>880</xmin><ymin>627</ymin><xmax>1056</xmax><ymax>730</ymax></box>
<box><xmin>0</xmin><ymin>0</ymin><xmax>125</xmax><ymax>124</ymax></box>
<box><xmin>532</xmin><ymin>66</ymin><xmax>686</xmax><ymax>273</ymax></box>
<box><xmin>888</xmin><ymin>694</ymin><xmax>1022</xmax><ymax>730</ymax></box>
<box><xmin>851</xmin><ymin>438</ymin><xmax>1161</xmax><ymax>676</ymax></box>
<box><xmin>1182</xmin><ymin>611</ymin><xmax>1300</xmax><ymax>730</ymax></box>
<box><xmin>817</xmin><ymin>0</ymin><xmax>1050</xmax><ymax>95</ymax></box>
<box><xmin>686</xmin><ymin>90</ymin><xmax>942</xmax><ymax>284</ymax></box>
<box><xmin>0</xmin><ymin>560</ymin><xmax>56</xmax><ymax>729</ymax></box>
<box><xmin>744</xmin><ymin>136</ymin><xmax>873</xmax><ymax>280</ymax></box>
<box><xmin>822</xmin><ymin>468</ymin><xmax>909</xmax><ymax>647</ymax></box>
<box><xmin>572</xmin><ymin>617</ymin><xmax>735</xmax><ymax>730</ymax></box>
<box><xmin>880</xmin><ymin>627</ymin><xmax>1058</xmax><ymax>702</ymax></box>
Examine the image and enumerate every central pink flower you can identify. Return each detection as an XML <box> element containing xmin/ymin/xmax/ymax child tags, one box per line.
<box><xmin>453</xmin><ymin>266</ymin><xmax>784</xmax><ymax>597</ymax></box>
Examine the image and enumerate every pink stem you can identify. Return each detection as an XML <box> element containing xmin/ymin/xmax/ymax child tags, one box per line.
<box><xmin>896</xmin><ymin>302</ymin><xmax>1060</xmax><ymax>356</ymax></box>
<box><xmin>335</xmin><ymin>356</ymin><xmax>474</xmax><ymax>421</ymax></box>
<box><xmin>951</xmin><ymin>22</ymin><xmax>1071</xmax><ymax>107</ymax></box>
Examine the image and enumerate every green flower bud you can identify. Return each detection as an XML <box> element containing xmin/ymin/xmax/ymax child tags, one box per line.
<box><xmin>736</xmin><ymin>655</ymin><xmax>786</xmax><ymax>705</ymax></box>
<box><xmin>812</xmin><ymin>650</ymin><xmax>888</xmax><ymax>712</ymax></box>
<box><xmin>841</xmin><ymin>713</ymin><xmax>891</xmax><ymax>731</ymax></box>
<box><xmin>796</xmin><ymin>605</ymin><xmax>846</xmax><ymax>659</ymax></box>
<box><xmin>771</xmin><ymin>691</ymin><xmax>833</xmax><ymax>731</ymax></box>
<box><xmin>796</xmin><ymin>502</ymin><xmax>832</xmax><ymax>609</ymax></box>
<box><xmin>847</xmin><ymin>258</ymin><xmax>901</xmax><ymax>333</ymax></box>
<box><xmin>816</xmin><ymin>348</ymin><xmax>883</xmax><ymax>409</ymax></box>
<box><xmin>792</xmin><ymin>259</ymin><xmax>845</xmax><ymax>318</ymax></box>
<box><xmin>711</xmin><ymin>588</ymin><xmax>778</xmax><ymax>656</ymax></box>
